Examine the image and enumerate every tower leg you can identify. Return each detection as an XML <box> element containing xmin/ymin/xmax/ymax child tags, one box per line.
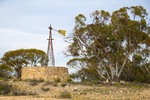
<box><xmin>47</xmin><ymin>25</ymin><xmax>55</xmax><ymax>67</ymax></box>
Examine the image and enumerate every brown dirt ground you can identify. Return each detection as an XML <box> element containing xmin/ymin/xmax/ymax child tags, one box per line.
<box><xmin>0</xmin><ymin>80</ymin><xmax>150</xmax><ymax>100</ymax></box>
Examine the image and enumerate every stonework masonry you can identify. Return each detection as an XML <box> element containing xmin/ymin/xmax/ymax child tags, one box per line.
<box><xmin>21</xmin><ymin>66</ymin><xmax>69</xmax><ymax>81</ymax></box>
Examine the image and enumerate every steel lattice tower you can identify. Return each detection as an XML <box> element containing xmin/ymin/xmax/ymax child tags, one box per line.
<box><xmin>47</xmin><ymin>25</ymin><xmax>55</xmax><ymax>66</ymax></box>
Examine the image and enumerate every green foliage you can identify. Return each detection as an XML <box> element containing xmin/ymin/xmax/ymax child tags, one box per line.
<box><xmin>70</xmin><ymin>73</ymin><xmax>79</xmax><ymax>79</ymax></box>
<box><xmin>0</xmin><ymin>60</ymin><xmax>11</xmax><ymax>78</ymax></box>
<box><xmin>121</xmin><ymin>66</ymin><xmax>150</xmax><ymax>83</ymax></box>
<box><xmin>0</xmin><ymin>48</ymin><xmax>48</xmax><ymax>79</ymax></box>
<box><xmin>0</xmin><ymin>77</ymin><xmax>4</xmax><ymax>80</ymax></box>
<box><xmin>60</xmin><ymin>90</ymin><xmax>71</xmax><ymax>98</ymax></box>
<box><xmin>71</xmin><ymin>67</ymin><xmax>101</xmax><ymax>82</ymax></box>
<box><xmin>66</xmin><ymin>6</ymin><xmax>150</xmax><ymax>83</ymax></box>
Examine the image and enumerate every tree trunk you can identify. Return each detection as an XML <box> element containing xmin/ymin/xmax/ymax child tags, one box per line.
<box><xmin>16</xmin><ymin>67</ymin><xmax>22</xmax><ymax>79</ymax></box>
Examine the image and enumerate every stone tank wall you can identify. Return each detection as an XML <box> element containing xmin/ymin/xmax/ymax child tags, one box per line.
<box><xmin>21</xmin><ymin>66</ymin><xmax>69</xmax><ymax>81</ymax></box>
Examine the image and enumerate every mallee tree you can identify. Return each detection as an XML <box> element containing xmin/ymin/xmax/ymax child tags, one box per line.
<box><xmin>66</xmin><ymin>6</ymin><xmax>150</xmax><ymax>82</ymax></box>
<box><xmin>0</xmin><ymin>48</ymin><xmax>48</xmax><ymax>79</ymax></box>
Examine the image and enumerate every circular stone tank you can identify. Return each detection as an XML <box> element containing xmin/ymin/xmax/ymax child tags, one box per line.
<box><xmin>21</xmin><ymin>66</ymin><xmax>69</xmax><ymax>81</ymax></box>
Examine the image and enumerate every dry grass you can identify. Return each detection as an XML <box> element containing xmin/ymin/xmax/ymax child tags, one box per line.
<box><xmin>0</xmin><ymin>80</ymin><xmax>150</xmax><ymax>100</ymax></box>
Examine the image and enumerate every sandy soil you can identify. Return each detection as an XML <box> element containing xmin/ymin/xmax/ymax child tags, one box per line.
<box><xmin>0</xmin><ymin>81</ymin><xmax>150</xmax><ymax>100</ymax></box>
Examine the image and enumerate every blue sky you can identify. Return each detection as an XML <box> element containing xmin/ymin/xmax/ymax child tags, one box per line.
<box><xmin>0</xmin><ymin>0</ymin><xmax>150</xmax><ymax>73</ymax></box>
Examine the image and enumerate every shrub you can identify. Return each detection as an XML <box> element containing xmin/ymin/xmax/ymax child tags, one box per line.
<box><xmin>44</xmin><ymin>80</ymin><xmax>51</xmax><ymax>86</ymax></box>
<box><xmin>12</xmin><ymin>89</ymin><xmax>27</xmax><ymax>96</ymax></box>
<box><xmin>27</xmin><ymin>79</ymin><xmax>44</xmax><ymax>86</ymax></box>
<box><xmin>67</xmin><ymin>78</ymin><xmax>73</xmax><ymax>83</ymax></box>
<box><xmin>0</xmin><ymin>82</ymin><xmax>11</xmax><ymax>95</ymax></box>
<box><xmin>12</xmin><ymin>78</ymin><xmax>22</xmax><ymax>82</ymax></box>
<box><xmin>52</xmin><ymin>82</ymin><xmax>58</xmax><ymax>87</ymax></box>
<box><xmin>54</xmin><ymin>78</ymin><xmax>61</xmax><ymax>83</ymax></box>
<box><xmin>60</xmin><ymin>90</ymin><xmax>71</xmax><ymax>98</ymax></box>
<box><xmin>29</xmin><ymin>81</ymin><xmax>38</xmax><ymax>86</ymax></box>
<box><xmin>61</xmin><ymin>83</ymin><xmax>67</xmax><ymax>87</ymax></box>
<box><xmin>11</xmin><ymin>87</ymin><xmax>36</xmax><ymax>96</ymax></box>
<box><xmin>0</xmin><ymin>77</ymin><xmax>4</xmax><ymax>80</ymax></box>
<box><xmin>41</xmin><ymin>87</ymin><xmax>50</xmax><ymax>92</ymax></box>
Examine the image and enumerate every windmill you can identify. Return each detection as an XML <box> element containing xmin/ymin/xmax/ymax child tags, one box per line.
<box><xmin>47</xmin><ymin>25</ymin><xmax>66</xmax><ymax>67</ymax></box>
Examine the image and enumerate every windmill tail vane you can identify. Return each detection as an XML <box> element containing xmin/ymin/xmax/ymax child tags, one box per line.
<box><xmin>52</xmin><ymin>28</ymin><xmax>66</xmax><ymax>36</ymax></box>
<box><xmin>58</xmin><ymin>29</ymin><xmax>66</xmax><ymax>36</ymax></box>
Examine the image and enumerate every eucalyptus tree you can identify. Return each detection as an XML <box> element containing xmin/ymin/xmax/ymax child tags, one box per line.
<box><xmin>66</xmin><ymin>6</ymin><xmax>150</xmax><ymax>82</ymax></box>
<box><xmin>0</xmin><ymin>59</ymin><xmax>11</xmax><ymax>78</ymax></box>
<box><xmin>1</xmin><ymin>49</ymin><xmax>48</xmax><ymax>79</ymax></box>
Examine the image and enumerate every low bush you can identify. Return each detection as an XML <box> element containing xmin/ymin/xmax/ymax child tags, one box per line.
<box><xmin>67</xmin><ymin>78</ymin><xmax>73</xmax><ymax>83</ymax></box>
<box><xmin>12</xmin><ymin>78</ymin><xmax>22</xmax><ymax>82</ymax></box>
<box><xmin>60</xmin><ymin>90</ymin><xmax>71</xmax><ymax>98</ymax></box>
<box><xmin>25</xmin><ymin>79</ymin><xmax>44</xmax><ymax>86</ymax></box>
<box><xmin>43</xmin><ymin>80</ymin><xmax>51</xmax><ymax>86</ymax></box>
<box><xmin>41</xmin><ymin>87</ymin><xmax>50</xmax><ymax>92</ymax></box>
<box><xmin>12</xmin><ymin>89</ymin><xmax>27</xmax><ymax>96</ymax></box>
<box><xmin>11</xmin><ymin>86</ymin><xmax>36</xmax><ymax>96</ymax></box>
<box><xmin>52</xmin><ymin>82</ymin><xmax>58</xmax><ymax>87</ymax></box>
<box><xmin>0</xmin><ymin>82</ymin><xmax>11</xmax><ymax>95</ymax></box>
<box><xmin>54</xmin><ymin>78</ymin><xmax>61</xmax><ymax>83</ymax></box>
<box><xmin>61</xmin><ymin>83</ymin><xmax>67</xmax><ymax>87</ymax></box>
<box><xmin>0</xmin><ymin>77</ymin><xmax>4</xmax><ymax>80</ymax></box>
